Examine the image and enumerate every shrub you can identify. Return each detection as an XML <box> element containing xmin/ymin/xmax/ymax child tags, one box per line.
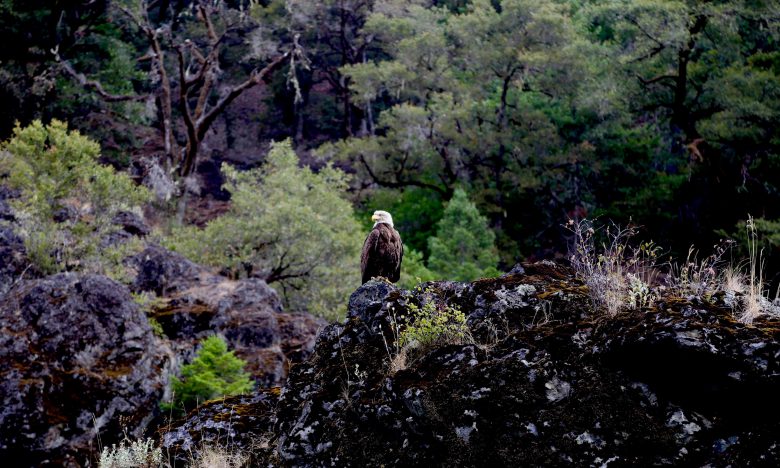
<box><xmin>162</xmin><ymin>335</ymin><xmax>254</xmax><ymax>415</ymax></box>
<box><xmin>164</xmin><ymin>139</ymin><xmax>362</xmax><ymax>321</ymax></box>
<box><xmin>567</xmin><ymin>219</ymin><xmax>660</xmax><ymax>315</ymax></box>
<box><xmin>98</xmin><ymin>437</ymin><xmax>246</xmax><ymax>468</ymax></box>
<box><xmin>0</xmin><ymin>120</ymin><xmax>150</xmax><ymax>279</ymax></box>
<box><xmin>399</xmin><ymin>292</ymin><xmax>470</xmax><ymax>351</ymax></box>
<box><xmin>98</xmin><ymin>438</ymin><xmax>162</xmax><ymax>468</ymax></box>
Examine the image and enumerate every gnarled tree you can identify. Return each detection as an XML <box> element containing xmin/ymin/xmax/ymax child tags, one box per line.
<box><xmin>56</xmin><ymin>0</ymin><xmax>302</xmax><ymax>206</ymax></box>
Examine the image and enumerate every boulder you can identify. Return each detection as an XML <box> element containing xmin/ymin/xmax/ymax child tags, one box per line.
<box><xmin>0</xmin><ymin>274</ymin><xmax>170</xmax><ymax>467</ymax></box>
<box><xmin>111</xmin><ymin>211</ymin><xmax>150</xmax><ymax>237</ymax></box>
<box><xmin>161</xmin><ymin>262</ymin><xmax>780</xmax><ymax>466</ymax></box>
<box><xmin>130</xmin><ymin>246</ymin><xmax>325</xmax><ymax>387</ymax></box>
<box><xmin>130</xmin><ymin>244</ymin><xmax>213</xmax><ymax>297</ymax></box>
<box><xmin>159</xmin><ymin>390</ymin><xmax>279</xmax><ymax>463</ymax></box>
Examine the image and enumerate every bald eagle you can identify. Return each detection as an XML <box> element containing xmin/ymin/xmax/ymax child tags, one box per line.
<box><xmin>361</xmin><ymin>210</ymin><xmax>403</xmax><ymax>284</ymax></box>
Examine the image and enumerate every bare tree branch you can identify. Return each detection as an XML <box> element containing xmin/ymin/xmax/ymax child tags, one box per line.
<box><xmin>195</xmin><ymin>51</ymin><xmax>290</xmax><ymax>142</ymax></box>
<box><xmin>358</xmin><ymin>154</ymin><xmax>448</xmax><ymax>196</ymax></box>
<box><xmin>637</xmin><ymin>74</ymin><xmax>678</xmax><ymax>86</ymax></box>
<box><xmin>55</xmin><ymin>54</ymin><xmax>146</xmax><ymax>102</ymax></box>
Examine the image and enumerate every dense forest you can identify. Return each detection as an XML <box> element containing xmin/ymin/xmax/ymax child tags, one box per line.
<box><xmin>1</xmin><ymin>0</ymin><xmax>779</xmax><ymax>316</ymax></box>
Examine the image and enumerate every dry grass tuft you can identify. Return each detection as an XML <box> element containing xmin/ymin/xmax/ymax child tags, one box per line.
<box><xmin>389</xmin><ymin>346</ymin><xmax>410</xmax><ymax>374</ymax></box>
<box><xmin>665</xmin><ymin>242</ymin><xmax>732</xmax><ymax>298</ymax></box>
<box><xmin>191</xmin><ymin>446</ymin><xmax>247</xmax><ymax>468</ymax></box>
<box><xmin>566</xmin><ymin>219</ymin><xmax>660</xmax><ymax>316</ymax></box>
<box><xmin>733</xmin><ymin>215</ymin><xmax>780</xmax><ymax>324</ymax></box>
<box><xmin>721</xmin><ymin>267</ymin><xmax>746</xmax><ymax>295</ymax></box>
<box><xmin>567</xmin><ymin>217</ymin><xmax>780</xmax><ymax>324</ymax></box>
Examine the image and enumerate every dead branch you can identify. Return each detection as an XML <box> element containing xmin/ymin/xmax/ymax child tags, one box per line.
<box><xmin>55</xmin><ymin>53</ymin><xmax>146</xmax><ymax>103</ymax></box>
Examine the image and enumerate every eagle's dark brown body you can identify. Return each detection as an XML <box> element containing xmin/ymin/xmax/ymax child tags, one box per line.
<box><xmin>361</xmin><ymin>222</ymin><xmax>403</xmax><ymax>284</ymax></box>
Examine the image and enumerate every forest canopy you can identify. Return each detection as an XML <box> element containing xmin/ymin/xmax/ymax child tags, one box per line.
<box><xmin>1</xmin><ymin>0</ymin><xmax>779</xmax><ymax>314</ymax></box>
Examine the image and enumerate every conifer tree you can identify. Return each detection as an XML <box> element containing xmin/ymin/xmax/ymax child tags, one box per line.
<box><xmin>164</xmin><ymin>335</ymin><xmax>253</xmax><ymax>414</ymax></box>
<box><xmin>428</xmin><ymin>188</ymin><xmax>499</xmax><ymax>281</ymax></box>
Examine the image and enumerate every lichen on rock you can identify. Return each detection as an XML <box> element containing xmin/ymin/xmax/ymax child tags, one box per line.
<box><xmin>0</xmin><ymin>274</ymin><xmax>169</xmax><ymax>466</ymax></box>
<box><xmin>163</xmin><ymin>262</ymin><xmax>780</xmax><ymax>466</ymax></box>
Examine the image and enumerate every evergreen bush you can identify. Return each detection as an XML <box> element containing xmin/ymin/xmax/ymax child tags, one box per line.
<box><xmin>0</xmin><ymin>120</ymin><xmax>150</xmax><ymax>279</ymax></box>
<box><xmin>162</xmin><ymin>335</ymin><xmax>254</xmax><ymax>415</ymax></box>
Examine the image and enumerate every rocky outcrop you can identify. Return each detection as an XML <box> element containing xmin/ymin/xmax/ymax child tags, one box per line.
<box><xmin>130</xmin><ymin>246</ymin><xmax>325</xmax><ymax>387</ymax></box>
<box><xmin>0</xmin><ymin>274</ymin><xmax>170</xmax><ymax>467</ymax></box>
<box><xmin>0</xmin><ymin>243</ymin><xmax>327</xmax><ymax>467</ymax></box>
<box><xmin>160</xmin><ymin>390</ymin><xmax>279</xmax><ymax>456</ymax></box>
<box><xmin>163</xmin><ymin>262</ymin><xmax>780</xmax><ymax>466</ymax></box>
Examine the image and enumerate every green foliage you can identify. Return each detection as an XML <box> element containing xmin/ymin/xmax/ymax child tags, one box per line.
<box><xmin>147</xmin><ymin>317</ymin><xmax>165</xmax><ymax>338</ymax></box>
<box><xmin>329</xmin><ymin>0</ymin><xmax>610</xmax><ymax>264</ymax></box>
<box><xmin>400</xmin><ymin>293</ymin><xmax>469</xmax><ymax>350</ymax></box>
<box><xmin>0</xmin><ymin>1</ymin><xmax>109</xmax><ymax>136</ymax></box>
<box><xmin>0</xmin><ymin>120</ymin><xmax>150</xmax><ymax>278</ymax></box>
<box><xmin>131</xmin><ymin>292</ymin><xmax>167</xmax><ymax>337</ymax></box>
<box><xmin>162</xmin><ymin>335</ymin><xmax>253</xmax><ymax>415</ymax></box>
<box><xmin>398</xmin><ymin>249</ymin><xmax>437</xmax><ymax>290</ymax></box>
<box><xmin>428</xmin><ymin>189</ymin><xmax>500</xmax><ymax>281</ymax></box>
<box><xmin>359</xmin><ymin>187</ymin><xmax>444</xmax><ymax>256</ymax></box>
<box><xmin>4</xmin><ymin>0</ymin><xmax>780</xmax><ymax>290</ymax></box>
<box><xmin>318</xmin><ymin>0</ymin><xmax>780</xmax><ymax>268</ymax></box>
<box><xmin>164</xmin><ymin>139</ymin><xmax>362</xmax><ymax>321</ymax></box>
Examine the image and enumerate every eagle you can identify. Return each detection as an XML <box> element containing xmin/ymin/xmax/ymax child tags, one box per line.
<box><xmin>361</xmin><ymin>210</ymin><xmax>403</xmax><ymax>284</ymax></box>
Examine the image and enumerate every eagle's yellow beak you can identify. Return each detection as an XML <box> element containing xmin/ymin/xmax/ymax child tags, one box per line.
<box><xmin>371</xmin><ymin>214</ymin><xmax>379</xmax><ymax>221</ymax></box>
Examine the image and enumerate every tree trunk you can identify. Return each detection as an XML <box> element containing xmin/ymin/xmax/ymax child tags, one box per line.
<box><xmin>671</xmin><ymin>15</ymin><xmax>708</xmax><ymax>147</ymax></box>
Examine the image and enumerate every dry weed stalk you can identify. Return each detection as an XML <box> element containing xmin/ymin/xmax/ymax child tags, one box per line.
<box><xmin>666</xmin><ymin>241</ymin><xmax>734</xmax><ymax>298</ymax></box>
<box><xmin>737</xmin><ymin>215</ymin><xmax>780</xmax><ymax>323</ymax></box>
<box><xmin>192</xmin><ymin>446</ymin><xmax>247</xmax><ymax>468</ymax></box>
<box><xmin>566</xmin><ymin>219</ymin><xmax>660</xmax><ymax>316</ymax></box>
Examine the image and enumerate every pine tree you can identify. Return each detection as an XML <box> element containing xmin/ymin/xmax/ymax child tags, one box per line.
<box><xmin>163</xmin><ymin>335</ymin><xmax>254</xmax><ymax>414</ymax></box>
<box><xmin>428</xmin><ymin>189</ymin><xmax>499</xmax><ymax>281</ymax></box>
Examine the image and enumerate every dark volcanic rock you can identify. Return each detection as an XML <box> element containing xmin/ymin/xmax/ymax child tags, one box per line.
<box><xmin>112</xmin><ymin>210</ymin><xmax>150</xmax><ymax>237</ymax></box>
<box><xmin>160</xmin><ymin>390</ymin><xmax>279</xmax><ymax>462</ymax></box>
<box><xmin>0</xmin><ymin>186</ymin><xmax>16</xmax><ymax>221</ymax></box>
<box><xmin>0</xmin><ymin>274</ymin><xmax>170</xmax><ymax>467</ymax></box>
<box><xmin>0</xmin><ymin>187</ymin><xmax>32</xmax><ymax>296</ymax></box>
<box><xmin>347</xmin><ymin>279</ymin><xmax>397</xmax><ymax>322</ymax></box>
<box><xmin>162</xmin><ymin>262</ymin><xmax>780</xmax><ymax>466</ymax></box>
<box><xmin>130</xmin><ymin>246</ymin><xmax>325</xmax><ymax>387</ymax></box>
<box><xmin>130</xmin><ymin>244</ymin><xmax>213</xmax><ymax>296</ymax></box>
<box><xmin>0</xmin><ymin>225</ymin><xmax>29</xmax><ymax>296</ymax></box>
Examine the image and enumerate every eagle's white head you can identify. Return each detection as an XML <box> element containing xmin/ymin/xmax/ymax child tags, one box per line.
<box><xmin>371</xmin><ymin>210</ymin><xmax>394</xmax><ymax>228</ymax></box>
